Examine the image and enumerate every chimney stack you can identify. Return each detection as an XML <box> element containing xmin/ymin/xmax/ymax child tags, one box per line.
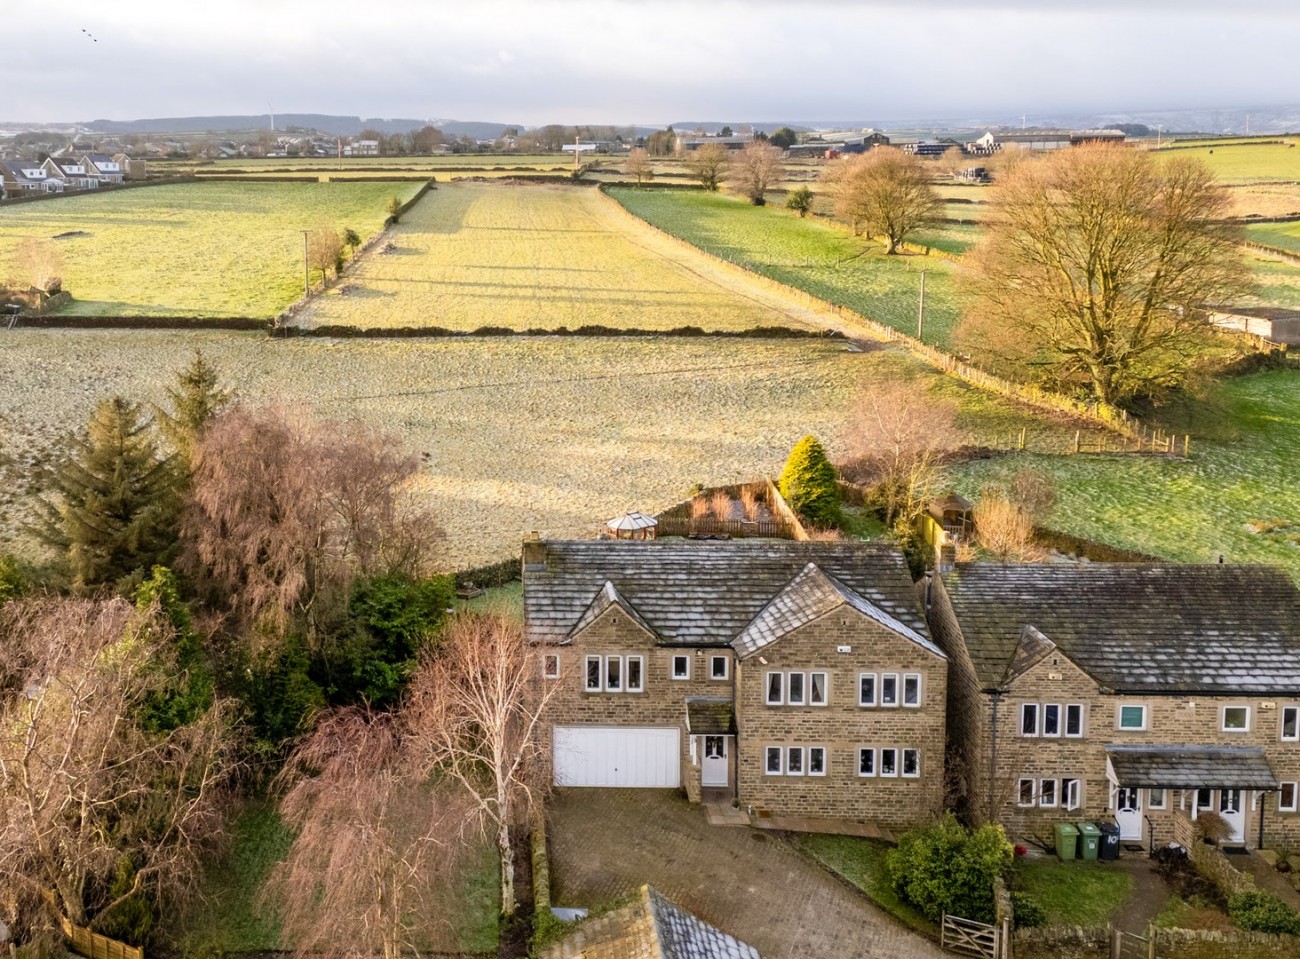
<box><xmin>522</xmin><ymin>532</ymin><xmax>547</xmax><ymax>572</ymax></box>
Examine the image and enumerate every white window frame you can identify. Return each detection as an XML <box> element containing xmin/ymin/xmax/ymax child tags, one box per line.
<box><xmin>1020</xmin><ymin>703</ymin><xmax>1039</xmax><ymax>737</ymax></box>
<box><xmin>858</xmin><ymin>672</ymin><xmax>877</xmax><ymax>707</ymax></box>
<box><xmin>1042</xmin><ymin>703</ymin><xmax>1061</xmax><ymax>737</ymax></box>
<box><xmin>786</xmin><ymin>746</ymin><xmax>805</xmax><ymax>777</ymax></box>
<box><xmin>710</xmin><ymin>655</ymin><xmax>729</xmax><ymax>681</ymax></box>
<box><xmin>1221</xmin><ymin>705</ymin><xmax>1251</xmax><ymax>733</ymax></box>
<box><xmin>1148</xmin><ymin>787</ymin><xmax>1167</xmax><ymax>810</ymax></box>
<box><xmin>584</xmin><ymin>655</ymin><xmax>603</xmax><ymax>691</ymax></box>
<box><xmin>671</xmin><ymin>654</ymin><xmax>691</xmax><ymax>680</ymax></box>
<box><xmin>542</xmin><ymin>653</ymin><xmax>560</xmax><ymax>680</ymax></box>
<box><xmin>809</xmin><ymin>671</ymin><xmax>829</xmax><ymax>706</ymax></box>
<box><xmin>809</xmin><ymin>746</ymin><xmax>827</xmax><ymax>777</ymax></box>
<box><xmin>765</xmin><ymin>671</ymin><xmax>784</xmax><ymax>706</ymax></box>
<box><xmin>903</xmin><ymin>673</ymin><xmax>922</xmax><ymax>708</ymax></box>
<box><xmin>902</xmin><ymin>748</ymin><xmax>921</xmax><ymax>778</ymax></box>
<box><xmin>881</xmin><ymin>673</ymin><xmax>899</xmax><ymax>708</ymax></box>
<box><xmin>765</xmin><ymin>746</ymin><xmax>783</xmax><ymax>776</ymax></box>
<box><xmin>626</xmin><ymin>655</ymin><xmax>645</xmax><ymax>693</ymax></box>
<box><xmin>1282</xmin><ymin>706</ymin><xmax>1300</xmax><ymax>742</ymax></box>
<box><xmin>1063</xmin><ymin>778</ymin><xmax>1081</xmax><ymax>811</ymax></box>
<box><xmin>605</xmin><ymin>655</ymin><xmax>623</xmax><ymax>692</ymax></box>
<box><xmin>1280</xmin><ymin>782</ymin><xmax>1298</xmax><ymax>813</ymax></box>
<box><xmin>1065</xmin><ymin>703</ymin><xmax>1085</xmax><ymax>738</ymax></box>
<box><xmin>879</xmin><ymin>747</ymin><xmax>898</xmax><ymax>777</ymax></box>
<box><xmin>787</xmin><ymin>671</ymin><xmax>807</xmax><ymax>706</ymax></box>
<box><xmin>1039</xmin><ymin>778</ymin><xmax>1057</xmax><ymax>808</ymax></box>
<box><xmin>1117</xmin><ymin>703</ymin><xmax>1147</xmax><ymax>731</ymax></box>
<box><xmin>858</xmin><ymin>747</ymin><xmax>876</xmax><ymax>777</ymax></box>
<box><xmin>1017</xmin><ymin>778</ymin><xmax>1036</xmax><ymax>807</ymax></box>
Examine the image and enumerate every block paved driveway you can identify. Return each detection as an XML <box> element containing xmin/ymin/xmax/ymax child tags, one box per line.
<box><xmin>547</xmin><ymin>789</ymin><xmax>945</xmax><ymax>959</ymax></box>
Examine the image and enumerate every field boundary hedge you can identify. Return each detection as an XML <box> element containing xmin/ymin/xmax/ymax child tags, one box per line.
<box><xmin>1244</xmin><ymin>240</ymin><xmax>1300</xmax><ymax>265</ymax></box>
<box><xmin>597</xmin><ymin>184</ymin><xmax>1141</xmax><ymax>436</ymax></box>
<box><xmin>273</xmin><ymin>323</ymin><xmax>844</xmax><ymax>340</ymax></box>
<box><xmin>0</xmin><ymin>175</ymin><xmax>194</xmax><ymax>206</ymax></box>
<box><xmin>11</xmin><ymin>314</ymin><xmax>269</xmax><ymax>330</ymax></box>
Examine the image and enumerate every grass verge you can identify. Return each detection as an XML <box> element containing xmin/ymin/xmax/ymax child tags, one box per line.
<box><xmin>788</xmin><ymin>834</ymin><xmax>936</xmax><ymax>938</ymax></box>
<box><xmin>1012</xmin><ymin>858</ymin><xmax>1134</xmax><ymax>926</ymax></box>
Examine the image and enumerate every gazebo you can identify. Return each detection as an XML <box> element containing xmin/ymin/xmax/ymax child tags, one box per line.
<box><xmin>605</xmin><ymin>511</ymin><xmax>658</xmax><ymax>540</ymax></box>
<box><xmin>929</xmin><ymin>492</ymin><xmax>973</xmax><ymax>537</ymax></box>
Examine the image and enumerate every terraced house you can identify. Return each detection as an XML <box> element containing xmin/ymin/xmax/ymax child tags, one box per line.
<box><xmin>523</xmin><ymin>537</ymin><xmax>947</xmax><ymax>827</ymax></box>
<box><xmin>927</xmin><ymin>563</ymin><xmax>1300</xmax><ymax>850</ymax></box>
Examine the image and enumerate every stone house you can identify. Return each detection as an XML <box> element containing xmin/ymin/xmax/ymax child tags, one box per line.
<box><xmin>524</xmin><ymin>538</ymin><xmax>947</xmax><ymax>827</ymax></box>
<box><xmin>78</xmin><ymin>154</ymin><xmax>125</xmax><ymax>184</ymax></box>
<box><xmin>927</xmin><ymin>562</ymin><xmax>1300</xmax><ymax>849</ymax></box>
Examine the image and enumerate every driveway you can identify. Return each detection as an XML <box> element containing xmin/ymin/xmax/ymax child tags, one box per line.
<box><xmin>546</xmin><ymin>789</ymin><xmax>945</xmax><ymax>959</ymax></box>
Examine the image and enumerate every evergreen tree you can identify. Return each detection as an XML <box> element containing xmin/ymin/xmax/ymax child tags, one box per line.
<box><xmin>33</xmin><ymin>397</ymin><xmax>179</xmax><ymax>590</ymax></box>
<box><xmin>778</xmin><ymin>434</ymin><xmax>841</xmax><ymax>528</ymax></box>
<box><xmin>153</xmin><ymin>350</ymin><xmax>231</xmax><ymax>463</ymax></box>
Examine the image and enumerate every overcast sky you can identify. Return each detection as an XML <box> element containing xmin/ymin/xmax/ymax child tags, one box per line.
<box><xmin>6</xmin><ymin>0</ymin><xmax>1298</xmax><ymax>126</ymax></box>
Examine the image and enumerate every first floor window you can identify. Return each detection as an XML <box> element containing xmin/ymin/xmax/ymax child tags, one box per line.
<box><xmin>786</xmin><ymin>747</ymin><xmax>804</xmax><ymax>776</ymax></box>
<box><xmin>880</xmin><ymin>747</ymin><xmax>898</xmax><ymax>777</ymax></box>
<box><xmin>1118</xmin><ymin>704</ymin><xmax>1147</xmax><ymax>730</ymax></box>
<box><xmin>787</xmin><ymin>671</ymin><xmax>806</xmax><ymax>706</ymax></box>
<box><xmin>903</xmin><ymin>673</ymin><xmax>922</xmax><ymax>707</ymax></box>
<box><xmin>765</xmin><ymin>746</ymin><xmax>782</xmax><ymax>775</ymax></box>
<box><xmin>710</xmin><ymin>655</ymin><xmax>729</xmax><ymax>680</ymax></box>
<box><xmin>858</xmin><ymin>748</ymin><xmax>876</xmax><ymax>777</ymax></box>
<box><xmin>626</xmin><ymin>656</ymin><xmax>644</xmax><ymax>693</ymax></box>
<box><xmin>1283</xmin><ymin>706</ymin><xmax>1300</xmax><ymax>741</ymax></box>
<box><xmin>809</xmin><ymin>747</ymin><xmax>827</xmax><ymax>776</ymax></box>
<box><xmin>1148</xmin><ymin>787</ymin><xmax>1167</xmax><ymax>810</ymax></box>
<box><xmin>1222</xmin><ymin>705</ymin><xmax>1250</xmax><ymax>732</ymax></box>
<box><xmin>1043</xmin><ymin>704</ymin><xmax>1060</xmax><ymax>737</ymax></box>
<box><xmin>902</xmin><ymin>748</ymin><xmax>920</xmax><ymax>778</ymax></box>
<box><xmin>1280</xmin><ymin>783</ymin><xmax>1298</xmax><ymax>813</ymax></box>
<box><xmin>881</xmin><ymin>674</ymin><xmax>899</xmax><ymax>707</ymax></box>
<box><xmin>859</xmin><ymin>673</ymin><xmax>876</xmax><ymax>707</ymax></box>
<box><xmin>1039</xmin><ymin>778</ymin><xmax>1057</xmax><ymax>807</ymax></box>
<box><xmin>766</xmin><ymin>672</ymin><xmax>783</xmax><ymax>705</ymax></box>
<box><xmin>672</xmin><ymin>654</ymin><xmax>690</xmax><ymax>680</ymax></box>
<box><xmin>542</xmin><ymin>653</ymin><xmax>560</xmax><ymax>679</ymax></box>
<box><xmin>1063</xmin><ymin>778</ymin><xmax>1081</xmax><ymax>811</ymax></box>
<box><xmin>1021</xmin><ymin>703</ymin><xmax>1038</xmax><ymax>736</ymax></box>
<box><xmin>585</xmin><ymin>655</ymin><xmax>602</xmax><ymax>691</ymax></box>
<box><xmin>1018</xmin><ymin>778</ymin><xmax>1035</xmax><ymax>807</ymax></box>
<box><xmin>1065</xmin><ymin>703</ymin><xmax>1084</xmax><ymax>737</ymax></box>
<box><xmin>605</xmin><ymin>656</ymin><xmax>622</xmax><ymax>691</ymax></box>
<box><xmin>809</xmin><ymin>672</ymin><xmax>828</xmax><ymax>706</ymax></box>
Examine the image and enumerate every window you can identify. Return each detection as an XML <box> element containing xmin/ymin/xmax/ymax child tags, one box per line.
<box><xmin>585</xmin><ymin>655</ymin><xmax>602</xmax><ymax>691</ymax></box>
<box><xmin>858</xmin><ymin>748</ymin><xmax>876</xmax><ymax>777</ymax></box>
<box><xmin>1283</xmin><ymin>706</ymin><xmax>1299</xmax><ymax>742</ymax></box>
<box><xmin>787</xmin><ymin>672</ymin><xmax>806</xmax><ymax>706</ymax></box>
<box><xmin>1065</xmin><ymin>704</ymin><xmax>1084</xmax><ymax>738</ymax></box>
<box><xmin>903</xmin><ymin>674</ymin><xmax>922</xmax><ymax>708</ymax></box>
<box><xmin>605</xmin><ymin>656</ymin><xmax>622</xmax><ymax>692</ymax></box>
<box><xmin>710</xmin><ymin>655</ymin><xmax>729</xmax><ymax>680</ymax></box>
<box><xmin>1148</xmin><ymin>787</ymin><xmax>1167</xmax><ymax>810</ymax></box>
<box><xmin>880</xmin><ymin>748</ymin><xmax>898</xmax><ymax>777</ymax></box>
<box><xmin>809</xmin><ymin>747</ymin><xmax>827</xmax><ymax>776</ymax></box>
<box><xmin>1063</xmin><ymin>778</ymin><xmax>1081</xmax><ymax>811</ymax></box>
<box><xmin>1118</xmin><ymin>704</ymin><xmax>1147</xmax><ymax>730</ymax></box>
<box><xmin>1018</xmin><ymin>778</ymin><xmax>1036</xmax><ymax>807</ymax></box>
<box><xmin>542</xmin><ymin>653</ymin><xmax>560</xmax><ymax>680</ymax></box>
<box><xmin>859</xmin><ymin>673</ymin><xmax>877</xmax><ymax>707</ymax></box>
<box><xmin>902</xmin><ymin>748</ymin><xmax>920</xmax><ymax>778</ymax></box>
<box><xmin>881</xmin><ymin>674</ymin><xmax>899</xmax><ymax>707</ymax></box>
<box><xmin>672</xmin><ymin>655</ymin><xmax>690</xmax><ymax>680</ymax></box>
<box><xmin>786</xmin><ymin>747</ymin><xmax>804</xmax><ymax>776</ymax></box>
<box><xmin>626</xmin><ymin>656</ymin><xmax>644</xmax><ymax>693</ymax></box>
<box><xmin>1043</xmin><ymin>704</ymin><xmax>1060</xmax><ymax>737</ymax></box>
<box><xmin>765</xmin><ymin>746</ymin><xmax>782</xmax><ymax>775</ymax></box>
<box><xmin>1039</xmin><ymin>778</ymin><xmax>1057</xmax><ymax>807</ymax></box>
<box><xmin>1021</xmin><ymin>703</ymin><xmax>1038</xmax><ymax>737</ymax></box>
<box><xmin>1280</xmin><ymin>783</ymin><xmax>1298</xmax><ymax>813</ymax></box>
<box><xmin>765</xmin><ymin>672</ymin><xmax>783</xmax><ymax>705</ymax></box>
<box><xmin>810</xmin><ymin>672</ymin><xmax>828</xmax><ymax>706</ymax></box>
<box><xmin>1196</xmin><ymin>788</ymin><xmax>1213</xmax><ymax>812</ymax></box>
<box><xmin>1222</xmin><ymin>706</ymin><xmax>1250</xmax><ymax>733</ymax></box>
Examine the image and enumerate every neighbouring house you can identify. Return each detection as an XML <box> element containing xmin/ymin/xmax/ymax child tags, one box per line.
<box><xmin>111</xmin><ymin>153</ymin><xmax>148</xmax><ymax>179</ymax></box>
<box><xmin>524</xmin><ymin>538</ymin><xmax>948</xmax><ymax>827</ymax></box>
<box><xmin>0</xmin><ymin>159</ymin><xmax>59</xmax><ymax>195</ymax></box>
<box><xmin>78</xmin><ymin>153</ymin><xmax>125</xmax><ymax>184</ymax></box>
<box><xmin>542</xmin><ymin>884</ymin><xmax>761</xmax><ymax>959</ymax></box>
<box><xmin>926</xmin><ymin>562</ymin><xmax>1300</xmax><ymax>850</ymax></box>
<box><xmin>42</xmin><ymin>157</ymin><xmax>97</xmax><ymax>190</ymax></box>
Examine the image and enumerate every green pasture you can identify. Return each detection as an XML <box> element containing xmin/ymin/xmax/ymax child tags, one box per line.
<box><xmin>1153</xmin><ymin>138</ymin><xmax>1300</xmax><ymax>183</ymax></box>
<box><xmin>0</xmin><ymin>181</ymin><xmax>417</xmax><ymax>316</ymax></box>
<box><xmin>1245</xmin><ymin>220</ymin><xmax>1300</xmax><ymax>255</ymax></box>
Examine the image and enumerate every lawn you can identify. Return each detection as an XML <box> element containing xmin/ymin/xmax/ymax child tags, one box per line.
<box><xmin>608</xmin><ymin>187</ymin><xmax>968</xmax><ymax>346</ymax></box>
<box><xmin>789</xmin><ymin>835</ymin><xmax>935</xmax><ymax>936</ymax></box>
<box><xmin>292</xmin><ymin>182</ymin><xmax>837</xmax><ymax>333</ymax></box>
<box><xmin>1012</xmin><ymin>858</ymin><xmax>1133</xmax><ymax>926</ymax></box>
<box><xmin>1152</xmin><ymin>138</ymin><xmax>1300</xmax><ymax>183</ymax></box>
<box><xmin>946</xmin><ymin>367</ymin><xmax>1300</xmax><ymax>581</ymax></box>
<box><xmin>0</xmin><ymin>181</ymin><xmax>417</xmax><ymax>317</ymax></box>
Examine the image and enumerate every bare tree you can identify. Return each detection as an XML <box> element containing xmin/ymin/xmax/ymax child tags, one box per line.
<box><xmin>935</xmin><ymin>145</ymin><xmax>969</xmax><ymax>178</ymax></box>
<box><xmin>271</xmin><ymin>708</ymin><xmax>471</xmax><ymax>959</ymax></box>
<box><xmin>840</xmin><ymin>379</ymin><xmax>967</xmax><ymax>528</ymax></box>
<box><xmin>0</xmin><ymin>597</ymin><xmax>237</xmax><ymax>930</ymax></box>
<box><xmin>687</xmin><ymin>142</ymin><xmax>731</xmax><ymax>192</ymax></box>
<box><xmin>973</xmin><ymin>487</ymin><xmax>1040</xmax><ymax>563</ymax></box>
<box><xmin>624</xmin><ymin>147</ymin><xmax>654</xmax><ymax>188</ymax></box>
<box><xmin>407</xmin><ymin>614</ymin><xmax>560</xmax><ymax>917</ymax></box>
<box><xmin>820</xmin><ymin>149</ymin><xmax>941</xmax><ymax>252</ymax></box>
<box><xmin>958</xmin><ymin>145</ymin><xmax>1246</xmax><ymax>404</ymax></box>
<box><xmin>181</xmin><ymin>405</ymin><xmax>440</xmax><ymax>646</ymax></box>
<box><xmin>305</xmin><ymin>224</ymin><xmax>343</xmax><ymax>285</ymax></box>
<box><xmin>729</xmin><ymin>142</ymin><xmax>784</xmax><ymax>205</ymax></box>
<box><xmin>12</xmin><ymin>238</ymin><xmax>64</xmax><ymax>294</ymax></box>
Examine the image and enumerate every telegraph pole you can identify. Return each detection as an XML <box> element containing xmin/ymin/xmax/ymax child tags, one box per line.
<box><xmin>918</xmin><ymin>269</ymin><xmax>927</xmax><ymax>342</ymax></box>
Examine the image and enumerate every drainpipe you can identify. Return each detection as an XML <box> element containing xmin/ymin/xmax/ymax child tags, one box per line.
<box><xmin>732</xmin><ymin>653</ymin><xmax>740</xmax><ymax>804</ymax></box>
<box><xmin>988</xmin><ymin>692</ymin><xmax>1001</xmax><ymax>825</ymax></box>
<box><xmin>1259</xmin><ymin>792</ymin><xmax>1268</xmax><ymax>850</ymax></box>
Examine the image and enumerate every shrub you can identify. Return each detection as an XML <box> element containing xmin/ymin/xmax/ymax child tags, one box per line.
<box><xmin>886</xmin><ymin>813</ymin><xmax>1014</xmax><ymax>923</ymax></box>
<box><xmin>1228</xmin><ymin>890</ymin><xmax>1300</xmax><ymax>935</ymax></box>
<box><xmin>1010</xmin><ymin>891</ymin><xmax>1046</xmax><ymax>929</ymax></box>
<box><xmin>786</xmin><ymin>185</ymin><xmax>814</xmax><ymax>217</ymax></box>
<box><xmin>778</xmin><ymin>435</ymin><xmax>841</xmax><ymax>527</ymax></box>
<box><xmin>0</xmin><ymin>554</ymin><xmax>28</xmax><ymax>604</ymax></box>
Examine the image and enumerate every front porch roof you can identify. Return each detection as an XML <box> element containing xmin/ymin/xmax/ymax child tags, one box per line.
<box><xmin>1105</xmin><ymin>744</ymin><xmax>1279</xmax><ymax>790</ymax></box>
<box><xmin>685</xmin><ymin>697</ymin><xmax>736</xmax><ymax>735</ymax></box>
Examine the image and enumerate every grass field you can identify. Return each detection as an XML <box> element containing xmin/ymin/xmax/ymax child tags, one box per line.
<box><xmin>293</xmin><ymin>182</ymin><xmax>840</xmax><ymax>333</ymax></box>
<box><xmin>608</xmin><ymin>187</ymin><xmax>967</xmax><ymax>345</ymax></box>
<box><xmin>0</xmin><ymin>332</ymin><xmax>1102</xmax><ymax>569</ymax></box>
<box><xmin>0</xmin><ymin>181</ymin><xmax>417</xmax><ymax>317</ymax></box>
<box><xmin>1152</xmin><ymin>138</ymin><xmax>1300</xmax><ymax>183</ymax></box>
<box><xmin>1243</xmin><ymin>252</ymin><xmax>1300</xmax><ymax>310</ymax></box>
<box><xmin>1246</xmin><ymin>220</ymin><xmax>1300</xmax><ymax>254</ymax></box>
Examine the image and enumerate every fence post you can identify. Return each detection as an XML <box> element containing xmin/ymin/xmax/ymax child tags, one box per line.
<box><xmin>941</xmin><ymin>913</ymin><xmax>946</xmax><ymax>950</ymax></box>
<box><xmin>1147</xmin><ymin>922</ymin><xmax>1156</xmax><ymax>959</ymax></box>
<box><xmin>1073</xmin><ymin>430</ymin><xmax>1081</xmax><ymax>454</ymax></box>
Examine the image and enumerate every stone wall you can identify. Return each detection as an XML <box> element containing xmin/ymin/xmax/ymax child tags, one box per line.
<box><xmin>1154</xmin><ymin>928</ymin><xmax>1300</xmax><ymax>959</ymax></box>
<box><xmin>1012</xmin><ymin>926</ymin><xmax>1109</xmax><ymax>959</ymax></box>
<box><xmin>1187</xmin><ymin>832</ymin><xmax>1257</xmax><ymax>898</ymax></box>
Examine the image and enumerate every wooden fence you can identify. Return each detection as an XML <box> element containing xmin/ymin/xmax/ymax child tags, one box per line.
<box><xmin>655</xmin><ymin>515</ymin><xmax>793</xmax><ymax>539</ymax></box>
<box><xmin>983</xmin><ymin>427</ymin><xmax>1190</xmax><ymax>457</ymax></box>
<box><xmin>58</xmin><ymin>917</ymin><xmax>143</xmax><ymax>959</ymax></box>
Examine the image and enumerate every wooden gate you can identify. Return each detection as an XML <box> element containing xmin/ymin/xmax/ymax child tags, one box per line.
<box><xmin>941</xmin><ymin>913</ymin><xmax>1002</xmax><ymax>959</ymax></box>
<box><xmin>1112</xmin><ymin>928</ymin><xmax>1153</xmax><ymax>959</ymax></box>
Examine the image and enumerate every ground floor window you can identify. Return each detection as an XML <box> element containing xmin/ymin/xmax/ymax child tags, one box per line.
<box><xmin>1280</xmin><ymin>782</ymin><xmax>1298</xmax><ymax>813</ymax></box>
<box><xmin>1018</xmin><ymin>776</ymin><xmax>1083</xmax><ymax>809</ymax></box>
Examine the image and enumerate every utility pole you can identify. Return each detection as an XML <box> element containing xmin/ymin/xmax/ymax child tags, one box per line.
<box><xmin>300</xmin><ymin>229</ymin><xmax>310</xmax><ymax>298</ymax></box>
<box><xmin>574</xmin><ymin>133</ymin><xmax>581</xmax><ymax>176</ymax></box>
<box><xmin>918</xmin><ymin>269</ymin><xmax>926</xmax><ymax>342</ymax></box>
<box><xmin>1156</xmin><ymin>124</ymin><xmax>1162</xmax><ymax>148</ymax></box>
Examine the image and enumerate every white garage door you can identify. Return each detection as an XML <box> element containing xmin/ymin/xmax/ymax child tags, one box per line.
<box><xmin>553</xmin><ymin>726</ymin><xmax>680</xmax><ymax>788</ymax></box>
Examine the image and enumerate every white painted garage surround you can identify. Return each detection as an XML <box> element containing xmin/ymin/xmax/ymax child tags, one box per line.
<box><xmin>553</xmin><ymin>726</ymin><xmax>681</xmax><ymax>788</ymax></box>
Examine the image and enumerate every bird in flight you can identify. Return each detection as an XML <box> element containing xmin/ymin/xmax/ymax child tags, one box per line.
<box><xmin>81</xmin><ymin>28</ymin><xmax>98</xmax><ymax>42</ymax></box>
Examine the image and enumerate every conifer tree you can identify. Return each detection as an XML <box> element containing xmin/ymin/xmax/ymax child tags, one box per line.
<box><xmin>778</xmin><ymin>435</ymin><xmax>841</xmax><ymax>528</ymax></box>
<box><xmin>153</xmin><ymin>350</ymin><xmax>231</xmax><ymax>463</ymax></box>
<box><xmin>33</xmin><ymin>397</ymin><xmax>179</xmax><ymax>590</ymax></box>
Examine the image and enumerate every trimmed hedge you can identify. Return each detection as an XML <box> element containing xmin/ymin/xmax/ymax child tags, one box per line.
<box><xmin>454</xmin><ymin>555</ymin><xmax>520</xmax><ymax>590</ymax></box>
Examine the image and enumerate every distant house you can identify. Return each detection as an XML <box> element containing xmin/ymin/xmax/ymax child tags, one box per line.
<box><xmin>42</xmin><ymin>157</ymin><xmax>97</xmax><ymax>190</ymax></box>
<box><xmin>111</xmin><ymin>153</ymin><xmax>148</xmax><ymax>180</ymax></box>
<box><xmin>0</xmin><ymin>159</ymin><xmax>59</xmax><ymax>196</ymax></box>
<box><xmin>79</xmin><ymin>153</ymin><xmax>125</xmax><ymax>184</ymax></box>
<box><xmin>344</xmin><ymin>139</ymin><xmax>380</xmax><ymax>157</ymax></box>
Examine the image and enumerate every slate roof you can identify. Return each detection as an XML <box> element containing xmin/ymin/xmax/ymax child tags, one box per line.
<box><xmin>686</xmin><ymin>698</ymin><xmax>736</xmax><ymax>735</ymax></box>
<box><xmin>525</xmin><ymin>540</ymin><xmax>928</xmax><ymax>648</ymax></box>
<box><xmin>1105</xmin><ymin>745</ymin><xmax>1278</xmax><ymax>789</ymax></box>
<box><xmin>731</xmin><ymin>562</ymin><xmax>942</xmax><ymax>659</ymax></box>
<box><xmin>569</xmin><ymin>581</ymin><xmax>657</xmax><ymax>639</ymax></box>
<box><xmin>940</xmin><ymin>563</ymin><xmax>1300</xmax><ymax>693</ymax></box>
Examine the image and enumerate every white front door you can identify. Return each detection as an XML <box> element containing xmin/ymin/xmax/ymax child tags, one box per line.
<box><xmin>701</xmin><ymin>735</ymin><xmax>728</xmax><ymax>787</ymax></box>
<box><xmin>1219</xmin><ymin>789</ymin><xmax>1246</xmax><ymax>843</ymax></box>
<box><xmin>1115</xmin><ymin>785</ymin><xmax>1143</xmax><ymax>840</ymax></box>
